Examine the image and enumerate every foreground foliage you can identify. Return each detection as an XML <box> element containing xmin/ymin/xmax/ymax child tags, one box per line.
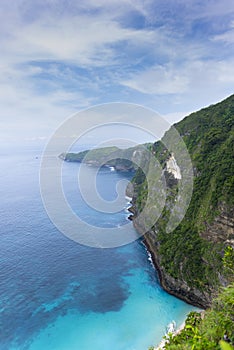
<box><xmin>162</xmin><ymin>284</ymin><xmax>234</xmax><ymax>350</ymax></box>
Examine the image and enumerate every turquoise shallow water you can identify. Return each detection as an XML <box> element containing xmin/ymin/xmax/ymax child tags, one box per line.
<box><xmin>0</xmin><ymin>146</ymin><xmax>197</xmax><ymax>350</ymax></box>
<box><xmin>26</xmin><ymin>267</ymin><xmax>194</xmax><ymax>350</ymax></box>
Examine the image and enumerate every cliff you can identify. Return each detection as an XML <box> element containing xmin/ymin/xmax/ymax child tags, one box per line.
<box><xmin>129</xmin><ymin>94</ymin><xmax>234</xmax><ymax>308</ymax></box>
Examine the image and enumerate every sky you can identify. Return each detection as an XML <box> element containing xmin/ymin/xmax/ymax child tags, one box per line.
<box><xmin>0</xmin><ymin>0</ymin><xmax>234</xmax><ymax>146</ymax></box>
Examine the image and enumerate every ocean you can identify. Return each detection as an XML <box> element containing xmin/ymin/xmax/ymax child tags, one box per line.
<box><xmin>0</xmin><ymin>145</ymin><xmax>196</xmax><ymax>350</ymax></box>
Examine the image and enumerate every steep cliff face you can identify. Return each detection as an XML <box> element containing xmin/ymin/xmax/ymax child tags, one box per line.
<box><xmin>143</xmin><ymin>232</ymin><xmax>212</xmax><ymax>308</ymax></box>
<box><xmin>127</xmin><ymin>206</ymin><xmax>216</xmax><ymax>308</ymax></box>
<box><xmin>130</xmin><ymin>95</ymin><xmax>234</xmax><ymax>308</ymax></box>
<box><xmin>201</xmin><ymin>205</ymin><xmax>234</xmax><ymax>245</ymax></box>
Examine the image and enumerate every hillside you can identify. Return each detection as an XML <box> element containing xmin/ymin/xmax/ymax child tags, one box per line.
<box><xmin>59</xmin><ymin>95</ymin><xmax>234</xmax><ymax>308</ymax></box>
<box><xmin>60</xmin><ymin>144</ymin><xmax>151</xmax><ymax>172</ymax></box>
<box><xmin>130</xmin><ymin>94</ymin><xmax>234</xmax><ymax>308</ymax></box>
<box><xmin>158</xmin><ymin>283</ymin><xmax>234</xmax><ymax>350</ymax></box>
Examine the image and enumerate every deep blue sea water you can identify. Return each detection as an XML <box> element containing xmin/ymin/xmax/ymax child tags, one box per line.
<box><xmin>0</xmin><ymin>146</ymin><xmax>197</xmax><ymax>350</ymax></box>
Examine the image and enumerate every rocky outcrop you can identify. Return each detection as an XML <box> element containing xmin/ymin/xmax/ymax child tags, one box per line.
<box><xmin>166</xmin><ymin>154</ymin><xmax>181</xmax><ymax>180</ymax></box>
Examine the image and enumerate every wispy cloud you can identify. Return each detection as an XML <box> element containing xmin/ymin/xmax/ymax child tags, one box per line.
<box><xmin>212</xmin><ymin>21</ymin><xmax>234</xmax><ymax>44</ymax></box>
<box><xmin>0</xmin><ymin>0</ymin><xmax>233</xmax><ymax>142</ymax></box>
<box><xmin>122</xmin><ymin>64</ymin><xmax>189</xmax><ymax>94</ymax></box>
<box><xmin>121</xmin><ymin>59</ymin><xmax>234</xmax><ymax>95</ymax></box>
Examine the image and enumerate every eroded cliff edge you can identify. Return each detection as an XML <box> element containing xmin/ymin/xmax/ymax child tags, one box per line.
<box><xmin>128</xmin><ymin>95</ymin><xmax>234</xmax><ymax>309</ymax></box>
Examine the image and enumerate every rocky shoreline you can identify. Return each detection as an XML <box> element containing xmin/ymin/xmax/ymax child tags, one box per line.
<box><xmin>126</xmin><ymin>184</ymin><xmax>215</xmax><ymax>309</ymax></box>
<box><xmin>141</xmin><ymin>232</ymin><xmax>211</xmax><ymax>309</ymax></box>
<box><xmin>126</xmin><ymin>198</ymin><xmax>212</xmax><ymax>309</ymax></box>
<box><xmin>128</xmin><ymin>201</ymin><xmax>233</xmax><ymax>309</ymax></box>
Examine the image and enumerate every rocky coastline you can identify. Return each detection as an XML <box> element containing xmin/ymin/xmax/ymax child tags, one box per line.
<box><xmin>126</xmin><ymin>192</ymin><xmax>212</xmax><ymax>308</ymax></box>
<box><xmin>126</xmin><ymin>184</ymin><xmax>214</xmax><ymax>309</ymax></box>
<box><xmin>125</xmin><ymin>95</ymin><xmax>234</xmax><ymax>311</ymax></box>
<box><xmin>128</xmin><ymin>197</ymin><xmax>233</xmax><ymax>309</ymax></box>
<box><xmin>141</xmin><ymin>232</ymin><xmax>210</xmax><ymax>309</ymax></box>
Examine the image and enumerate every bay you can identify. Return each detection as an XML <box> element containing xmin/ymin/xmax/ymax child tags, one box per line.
<box><xmin>0</xmin><ymin>145</ymin><xmax>196</xmax><ymax>350</ymax></box>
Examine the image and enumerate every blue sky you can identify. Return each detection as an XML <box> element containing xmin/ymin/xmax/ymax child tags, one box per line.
<box><xmin>0</xmin><ymin>0</ymin><xmax>234</xmax><ymax>144</ymax></box>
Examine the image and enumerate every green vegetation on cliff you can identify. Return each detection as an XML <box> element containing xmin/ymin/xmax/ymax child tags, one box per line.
<box><xmin>60</xmin><ymin>144</ymin><xmax>152</xmax><ymax>171</ymax></box>
<box><xmin>133</xmin><ymin>95</ymin><xmax>234</xmax><ymax>295</ymax></box>
<box><xmin>148</xmin><ymin>254</ymin><xmax>234</xmax><ymax>350</ymax></box>
<box><xmin>162</xmin><ymin>283</ymin><xmax>234</xmax><ymax>350</ymax></box>
<box><xmin>175</xmin><ymin>95</ymin><xmax>234</xmax><ymax>216</ymax></box>
<box><xmin>59</xmin><ymin>146</ymin><xmax>119</xmax><ymax>163</ymax></box>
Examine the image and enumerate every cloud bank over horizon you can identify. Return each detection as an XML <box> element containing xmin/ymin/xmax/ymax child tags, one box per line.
<box><xmin>0</xmin><ymin>0</ymin><xmax>233</xmax><ymax>143</ymax></box>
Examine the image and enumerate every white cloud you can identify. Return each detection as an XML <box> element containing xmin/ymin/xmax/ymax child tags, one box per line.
<box><xmin>0</xmin><ymin>2</ymin><xmax>166</xmax><ymax>141</ymax></box>
<box><xmin>122</xmin><ymin>64</ymin><xmax>189</xmax><ymax>94</ymax></box>
<box><xmin>0</xmin><ymin>3</ymin><xmax>158</xmax><ymax>135</ymax></box>
<box><xmin>0</xmin><ymin>61</ymin><xmax>95</xmax><ymax>142</ymax></box>
<box><xmin>212</xmin><ymin>21</ymin><xmax>234</xmax><ymax>44</ymax></box>
<box><xmin>1</xmin><ymin>8</ymin><xmax>156</xmax><ymax>68</ymax></box>
<box><xmin>0</xmin><ymin>0</ymin><xmax>233</xmax><ymax>143</ymax></box>
<box><xmin>121</xmin><ymin>59</ymin><xmax>234</xmax><ymax>96</ymax></box>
